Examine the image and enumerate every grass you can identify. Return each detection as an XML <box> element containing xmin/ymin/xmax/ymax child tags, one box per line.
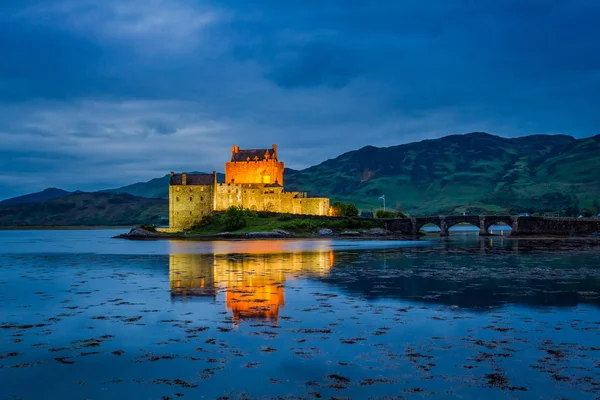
<box><xmin>188</xmin><ymin>212</ymin><xmax>380</xmax><ymax>235</ymax></box>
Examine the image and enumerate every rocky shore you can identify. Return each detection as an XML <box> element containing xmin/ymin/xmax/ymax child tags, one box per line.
<box><xmin>113</xmin><ymin>227</ymin><xmax>414</xmax><ymax>241</ymax></box>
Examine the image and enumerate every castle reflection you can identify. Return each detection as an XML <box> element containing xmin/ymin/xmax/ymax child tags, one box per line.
<box><xmin>169</xmin><ymin>241</ymin><xmax>334</xmax><ymax>324</ymax></box>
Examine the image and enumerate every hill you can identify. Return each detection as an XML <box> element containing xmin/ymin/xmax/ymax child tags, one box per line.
<box><xmin>0</xmin><ymin>188</ymin><xmax>71</xmax><ymax>206</ymax></box>
<box><xmin>0</xmin><ymin>192</ymin><xmax>167</xmax><ymax>226</ymax></box>
<box><xmin>104</xmin><ymin>172</ymin><xmax>225</xmax><ymax>199</ymax></box>
<box><xmin>285</xmin><ymin>132</ymin><xmax>600</xmax><ymax>215</ymax></box>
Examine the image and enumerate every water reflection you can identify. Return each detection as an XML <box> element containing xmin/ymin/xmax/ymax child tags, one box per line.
<box><xmin>169</xmin><ymin>241</ymin><xmax>334</xmax><ymax>323</ymax></box>
<box><xmin>2</xmin><ymin>231</ymin><xmax>600</xmax><ymax>399</ymax></box>
<box><xmin>169</xmin><ymin>237</ymin><xmax>600</xmax><ymax>314</ymax></box>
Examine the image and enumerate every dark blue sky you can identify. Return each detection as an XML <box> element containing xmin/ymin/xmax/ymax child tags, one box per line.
<box><xmin>1</xmin><ymin>0</ymin><xmax>599</xmax><ymax>199</ymax></box>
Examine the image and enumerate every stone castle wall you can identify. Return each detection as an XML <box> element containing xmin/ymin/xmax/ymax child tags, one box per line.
<box><xmin>168</xmin><ymin>182</ymin><xmax>329</xmax><ymax>230</ymax></box>
<box><xmin>169</xmin><ymin>184</ymin><xmax>214</xmax><ymax>231</ymax></box>
<box><xmin>225</xmin><ymin>159</ymin><xmax>284</xmax><ymax>185</ymax></box>
<box><xmin>215</xmin><ymin>183</ymin><xmax>329</xmax><ymax>215</ymax></box>
<box><xmin>294</xmin><ymin>197</ymin><xmax>330</xmax><ymax>216</ymax></box>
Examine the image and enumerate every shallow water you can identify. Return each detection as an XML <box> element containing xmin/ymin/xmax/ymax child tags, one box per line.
<box><xmin>1</xmin><ymin>230</ymin><xmax>599</xmax><ymax>399</ymax></box>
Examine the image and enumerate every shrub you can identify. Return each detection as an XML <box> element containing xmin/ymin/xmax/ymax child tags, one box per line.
<box><xmin>277</xmin><ymin>213</ymin><xmax>293</xmax><ymax>221</ymax></box>
<box><xmin>344</xmin><ymin>203</ymin><xmax>359</xmax><ymax>217</ymax></box>
<box><xmin>331</xmin><ymin>201</ymin><xmax>347</xmax><ymax>216</ymax></box>
<box><xmin>140</xmin><ymin>223</ymin><xmax>157</xmax><ymax>232</ymax></box>
<box><xmin>394</xmin><ymin>204</ymin><xmax>407</xmax><ymax>218</ymax></box>
<box><xmin>190</xmin><ymin>215</ymin><xmax>213</xmax><ymax>230</ymax></box>
<box><xmin>244</xmin><ymin>208</ymin><xmax>258</xmax><ymax>219</ymax></box>
<box><xmin>222</xmin><ymin>206</ymin><xmax>248</xmax><ymax>231</ymax></box>
<box><xmin>375</xmin><ymin>210</ymin><xmax>396</xmax><ymax>219</ymax></box>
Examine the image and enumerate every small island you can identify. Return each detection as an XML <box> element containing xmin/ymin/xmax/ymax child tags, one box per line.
<box><xmin>116</xmin><ymin>206</ymin><xmax>410</xmax><ymax>240</ymax></box>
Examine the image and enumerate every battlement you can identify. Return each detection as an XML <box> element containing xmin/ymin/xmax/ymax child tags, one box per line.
<box><xmin>226</xmin><ymin>144</ymin><xmax>284</xmax><ymax>185</ymax></box>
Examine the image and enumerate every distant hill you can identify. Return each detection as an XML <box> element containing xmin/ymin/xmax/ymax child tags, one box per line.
<box><xmin>0</xmin><ymin>192</ymin><xmax>167</xmax><ymax>226</ymax></box>
<box><xmin>103</xmin><ymin>172</ymin><xmax>225</xmax><ymax>199</ymax></box>
<box><xmin>0</xmin><ymin>188</ymin><xmax>71</xmax><ymax>206</ymax></box>
<box><xmin>2</xmin><ymin>132</ymin><xmax>598</xmax><ymax>225</ymax></box>
<box><xmin>285</xmin><ymin>132</ymin><xmax>600</xmax><ymax>215</ymax></box>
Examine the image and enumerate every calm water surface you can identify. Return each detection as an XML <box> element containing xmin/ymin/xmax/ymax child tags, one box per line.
<box><xmin>1</xmin><ymin>229</ymin><xmax>599</xmax><ymax>399</ymax></box>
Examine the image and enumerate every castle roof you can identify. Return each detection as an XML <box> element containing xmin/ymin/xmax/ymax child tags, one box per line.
<box><xmin>170</xmin><ymin>173</ymin><xmax>214</xmax><ymax>185</ymax></box>
<box><xmin>232</xmin><ymin>148</ymin><xmax>276</xmax><ymax>162</ymax></box>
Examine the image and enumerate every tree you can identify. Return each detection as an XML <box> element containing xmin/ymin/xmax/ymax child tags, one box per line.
<box><xmin>394</xmin><ymin>204</ymin><xmax>407</xmax><ymax>218</ymax></box>
<box><xmin>222</xmin><ymin>206</ymin><xmax>248</xmax><ymax>231</ymax></box>
<box><xmin>375</xmin><ymin>209</ymin><xmax>395</xmax><ymax>218</ymax></box>
<box><xmin>344</xmin><ymin>203</ymin><xmax>359</xmax><ymax>217</ymax></box>
<box><xmin>332</xmin><ymin>201</ymin><xmax>347</xmax><ymax>216</ymax></box>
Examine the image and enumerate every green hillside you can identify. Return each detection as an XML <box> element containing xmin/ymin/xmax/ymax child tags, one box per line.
<box><xmin>285</xmin><ymin>132</ymin><xmax>600</xmax><ymax>216</ymax></box>
<box><xmin>0</xmin><ymin>192</ymin><xmax>167</xmax><ymax>226</ymax></box>
<box><xmin>104</xmin><ymin>172</ymin><xmax>225</xmax><ymax>199</ymax></box>
<box><xmin>2</xmin><ymin>132</ymin><xmax>597</xmax><ymax>224</ymax></box>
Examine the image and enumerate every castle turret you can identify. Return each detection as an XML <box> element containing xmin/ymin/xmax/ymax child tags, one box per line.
<box><xmin>182</xmin><ymin>172</ymin><xmax>187</xmax><ymax>185</ymax></box>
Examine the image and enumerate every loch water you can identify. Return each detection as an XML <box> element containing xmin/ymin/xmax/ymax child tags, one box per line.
<box><xmin>0</xmin><ymin>229</ymin><xmax>599</xmax><ymax>399</ymax></box>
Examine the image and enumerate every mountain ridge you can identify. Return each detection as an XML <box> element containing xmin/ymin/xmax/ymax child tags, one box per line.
<box><xmin>285</xmin><ymin>132</ymin><xmax>599</xmax><ymax>215</ymax></box>
<box><xmin>0</xmin><ymin>192</ymin><xmax>167</xmax><ymax>226</ymax></box>
<box><xmin>1</xmin><ymin>132</ymin><xmax>598</xmax><ymax>222</ymax></box>
<box><xmin>0</xmin><ymin>187</ymin><xmax>72</xmax><ymax>207</ymax></box>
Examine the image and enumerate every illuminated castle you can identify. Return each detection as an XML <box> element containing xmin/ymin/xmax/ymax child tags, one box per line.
<box><xmin>166</xmin><ymin>144</ymin><xmax>330</xmax><ymax>231</ymax></box>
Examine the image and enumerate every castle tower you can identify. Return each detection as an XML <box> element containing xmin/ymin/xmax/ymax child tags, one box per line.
<box><xmin>225</xmin><ymin>144</ymin><xmax>284</xmax><ymax>185</ymax></box>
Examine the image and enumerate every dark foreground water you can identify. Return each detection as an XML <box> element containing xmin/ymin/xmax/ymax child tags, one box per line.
<box><xmin>1</xmin><ymin>230</ymin><xmax>599</xmax><ymax>400</ymax></box>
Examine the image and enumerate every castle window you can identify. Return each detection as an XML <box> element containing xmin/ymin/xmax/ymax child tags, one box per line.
<box><xmin>176</xmin><ymin>187</ymin><xmax>181</xmax><ymax>192</ymax></box>
<box><xmin>190</xmin><ymin>196</ymin><xmax>193</xmax><ymax>201</ymax></box>
<box><xmin>176</xmin><ymin>197</ymin><xmax>179</xmax><ymax>202</ymax></box>
<box><xmin>189</xmin><ymin>187</ymin><xmax>193</xmax><ymax>191</ymax></box>
<box><xmin>200</xmin><ymin>187</ymin><xmax>204</xmax><ymax>191</ymax></box>
<box><xmin>201</xmin><ymin>196</ymin><xmax>204</xmax><ymax>201</ymax></box>
<box><xmin>190</xmin><ymin>211</ymin><xmax>192</xmax><ymax>215</ymax></box>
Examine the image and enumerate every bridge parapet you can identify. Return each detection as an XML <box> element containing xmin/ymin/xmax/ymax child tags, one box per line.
<box><xmin>514</xmin><ymin>216</ymin><xmax>600</xmax><ymax>236</ymax></box>
<box><xmin>383</xmin><ymin>215</ymin><xmax>599</xmax><ymax>237</ymax></box>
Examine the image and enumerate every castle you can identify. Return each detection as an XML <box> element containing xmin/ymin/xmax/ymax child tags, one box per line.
<box><xmin>166</xmin><ymin>144</ymin><xmax>330</xmax><ymax>231</ymax></box>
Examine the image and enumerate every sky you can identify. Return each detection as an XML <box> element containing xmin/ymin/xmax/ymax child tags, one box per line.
<box><xmin>1</xmin><ymin>0</ymin><xmax>599</xmax><ymax>199</ymax></box>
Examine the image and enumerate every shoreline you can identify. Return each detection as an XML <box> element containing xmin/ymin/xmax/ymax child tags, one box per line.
<box><xmin>113</xmin><ymin>229</ymin><xmax>600</xmax><ymax>242</ymax></box>
<box><xmin>113</xmin><ymin>231</ymin><xmax>417</xmax><ymax>241</ymax></box>
<box><xmin>0</xmin><ymin>225</ymin><xmax>133</xmax><ymax>230</ymax></box>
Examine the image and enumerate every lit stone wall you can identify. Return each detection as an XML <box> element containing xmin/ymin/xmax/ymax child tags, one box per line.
<box><xmin>215</xmin><ymin>184</ymin><xmax>243</xmax><ymax>211</ymax></box>
<box><xmin>212</xmin><ymin>184</ymin><xmax>328</xmax><ymax>215</ymax></box>
<box><xmin>169</xmin><ymin>184</ymin><xmax>214</xmax><ymax>230</ymax></box>
<box><xmin>225</xmin><ymin>159</ymin><xmax>284</xmax><ymax>185</ymax></box>
<box><xmin>294</xmin><ymin>197</ymin><xmax>330</xmax><ymax>216</ymax></box>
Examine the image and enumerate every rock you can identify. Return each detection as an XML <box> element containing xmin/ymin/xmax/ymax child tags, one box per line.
<box><xmin>317</xmin><ymin>228</ymin><xmax>333</xmax><ymax>236</ymax></box>
<box><xmin>122</xmin><ymin>228</ymin><xmax>163</xmax><ymax>239</ymax></box>
<box><xmin>244</xmin><ymin>231</ymin><xmax>287</xmax><ymax>238</ymax></box>
<box><xmin>340</xmin><ymin>231</ymin><xmax>361</xmax><ymax>236</ymax></box>
<box><xmin>368</xmin><ymin>228</ymin><xmax>389</xmax><ymax>236</ymax></box>
<box><xmin>272</xmin><ymin>229</ymin><xmax>291</xmax><ymax>237</ymax></box>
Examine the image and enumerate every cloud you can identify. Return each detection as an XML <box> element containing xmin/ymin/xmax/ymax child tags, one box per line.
<box><xmin>267</xmin><ymin>42</ymin><xmax>362</xmax><ymax>89</ymax></box>
<box><xmin>14</xmin><ymin>0</ymin><xmax>222</xmax><ymax>54</ymax></box>
<box><xmin>0</xmin><ymin>0</ymin><xmax>599</xmax><ymax>199</ymax></box>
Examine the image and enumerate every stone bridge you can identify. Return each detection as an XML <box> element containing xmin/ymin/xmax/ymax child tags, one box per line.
<box><xmin>383</xmin><ymin>215</ymin><xmax>600</xmax><ymax>237</ymax></box>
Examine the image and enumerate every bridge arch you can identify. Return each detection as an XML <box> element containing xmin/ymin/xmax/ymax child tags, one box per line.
<box><xmin>414</xmin><ymin>217</ymin><xmax>442</xmax><ymax>235</ymax></box>
<box><xmin>417</xmin><ymin>222</ymin><xmax>442</xmax><ymax>232</ymax></box>
<box><xmin>483</xmin><ymin>216</ymin><xmax>513</xmax><ymax>231</ymax></box>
